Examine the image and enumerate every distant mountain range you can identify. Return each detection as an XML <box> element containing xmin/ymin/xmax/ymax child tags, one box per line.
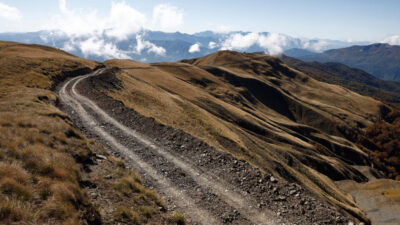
<box><xmin>3</xmin><ymin>30</ymin><xmax>400</xmax><ymax>83</ymax></box>
<box><xmin>287</xmin><ymin>43</ymin><xmax>400</xmax><ymax>82</ymax></box>
<box><xmin>0</xmin><ymin>30</ymin><xmax>368</xmax><ymax>63</ymax></box>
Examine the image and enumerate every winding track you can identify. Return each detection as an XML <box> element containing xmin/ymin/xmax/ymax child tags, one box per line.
<box><xmin>58</xmin><ymin>69</ymin><xmax>281</xmax><ymax>225</ymax></box>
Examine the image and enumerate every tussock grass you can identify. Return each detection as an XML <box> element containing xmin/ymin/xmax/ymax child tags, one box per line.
<box><xmin>113</xmin><ymin>173</ymin><xmax>165</xmax><ymax>207</ymax></box>
<box><xmin>138</xmin><ymin>206</ymin><xmax>156</xmax><ymax>218</ymax></box>
<box><xmin>0</xmin><ymin>41</ymin><xmax>179</xmax><ymax>224</ymax></box>
<box><xmin>166</xmin><ymin>212</ymin><xmax>187</xmax><ymax>225</ymax></box>
<box><xmin>0</xmin><ymin>198</ymin><xmax>34</xmax><ymax>222</ymax></box>
<box><xmin>114</xmin><ymin>177</ymin><xmax>144</xmax><ymax>195</ymax></box>
<box><xmin>115</xmin><ymin>206</ymin><xmax>140</xmax><ymax>224</ymax></box>
<box><xmin>0</xmin><ymin>41</ymin><xmax>98</xmax><ymax>224</ymax></box>
<box><xmin>0</xmin><ymin>178</ymin><xmax>32</xmax><ymax>201</ymax></box>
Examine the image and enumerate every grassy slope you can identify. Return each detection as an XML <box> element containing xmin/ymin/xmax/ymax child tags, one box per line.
<box><xmin>0</xmin><ymin>42</ymin><xmax>178</xmax><ymax>225</ymax></box>
<box><xmin>281</xmin><ymin>55</ymin><xmax>400</xmax><ymax>107</ymax></box>
<box><xmin>103</xmin><ymin>51</ymin><xmax>395</xmax><ymax>221</ymax></box>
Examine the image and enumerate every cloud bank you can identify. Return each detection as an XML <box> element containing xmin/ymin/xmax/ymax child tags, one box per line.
<box><xmin>152</xmin><ymin>4</ymin><xmax>183</xmax><ymax>32</ymax></box>
<box><xmin>221</xmin><ymin>32</ymin><xmax>288</xmax><ymax>56</ymax></box>
<box><xmin>301</xmin><ymin>40</ymin><xmax>329</xmax><ymax>52</ymax></box>
<box><xmin>135</xmin><ymin>35</ymin><xmax>166</xmax><ymax>55</ymax></box>
<box><xmin>208</xmin><ymin>41</ymin><xmax>217</xmax><ymax>49</ymax></box>
<box><xmin>382</xmin><ymin>35</ymin><xmax>400</xmax><ymax>46</ymax></box>
<box><xmin>45</xmin><ymin>0</ymin><xmax>175</xmax><ymax>59</ymax></box>
<box><xmin>0</xmin><ymin>2</ymin><xmax>22</xmax><ymax>21</ymax></box>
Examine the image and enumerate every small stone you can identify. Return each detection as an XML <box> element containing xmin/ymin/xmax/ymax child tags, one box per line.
<box><xmin>270</xmin><ymin>176</ymin><xmax>278</xmax><ymax>183</ymax></box>
<box><xmin>96</xmin><ymin>154</ymin><xmax>107</xmax><ymax>160</ymax></box>
<box><xmin>274</xmin><ymin>196</ymin><xmax>286</xmax><ymax>201</ymax></box>
<box><xmin>104</xmin><ymin>175</ymin><xmax>112</xmax><ymax>180</ymax></box>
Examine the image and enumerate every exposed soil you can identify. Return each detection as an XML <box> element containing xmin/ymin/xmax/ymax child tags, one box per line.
<box><xmin>57</xmin><ymin>68</ymin><xmax>360</xmax><ymax>225</ymax></box>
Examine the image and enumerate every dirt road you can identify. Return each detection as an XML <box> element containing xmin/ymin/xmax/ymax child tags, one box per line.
<box><xmin>57</xmin><ymin>68</ymin><xmax>353</xmax><ymax>225</ymax></box>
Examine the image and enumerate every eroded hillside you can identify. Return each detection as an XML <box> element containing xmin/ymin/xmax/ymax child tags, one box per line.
<box><xmin>103</xmin><ymin>51</ymin><xmax>400</xmax><ymax>222</ymax></box>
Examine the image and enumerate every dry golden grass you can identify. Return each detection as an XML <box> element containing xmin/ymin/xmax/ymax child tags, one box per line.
<box><xmin>104</xmin><ymin>51</ymin><xmax>390</xmax><ymax>222</ymax></box>
<box><xmin>115</xmin><ymin>206</ymin><xmax>140</xmax><ymax>224</ymax></box>
<box><xmin>165</xmin><ymin>212</ymin><xmax>187</xmax><ymax>225</ymax></box>
<box><xmin>0</xmin><ymin>41</ymin><xmax>100</xmax><ymax>224</ymax></box>
<box><xmin>0</xmin><ymin>41</ymin><xmax>174</xmax><ymax>224</ymax></box>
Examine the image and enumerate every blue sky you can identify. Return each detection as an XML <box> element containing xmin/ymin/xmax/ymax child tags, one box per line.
<box><xmin>0</xmin><ymin>0</ymin><xmax>399</xmax><ymax>41</ymax></box>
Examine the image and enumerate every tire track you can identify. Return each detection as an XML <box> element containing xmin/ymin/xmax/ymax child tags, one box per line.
<box><xmin>60</xmin><ymin>71</ymin><xmax>220</xmax><ymax>225</ymax></box>
<box><xmin>60</xmin><ymin>69</ymin><xmax>280</xmax><ymax>225</ymax></box>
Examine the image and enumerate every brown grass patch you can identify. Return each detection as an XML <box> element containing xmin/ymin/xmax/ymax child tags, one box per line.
<box><xmin>0</xmin><ymin>41</ymin><xmax>175</xmax><ymax>224</ymax></box>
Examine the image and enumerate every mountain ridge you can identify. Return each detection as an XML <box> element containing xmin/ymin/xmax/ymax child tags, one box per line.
<box><xmin>281</xmin><ymin>55</ymin><xmax>400</xmax><ymax>106</ymax></box>
<box><xmin>294</xmin><ymin>43</ymin><xmax>400</xmax><ymax>81</ymax></box>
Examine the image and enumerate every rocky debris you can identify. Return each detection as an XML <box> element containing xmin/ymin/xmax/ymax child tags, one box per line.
<box><xmin>58</xmin><ymin>70</ymin><xmax>363</xmax><ymax>225</ymax></box>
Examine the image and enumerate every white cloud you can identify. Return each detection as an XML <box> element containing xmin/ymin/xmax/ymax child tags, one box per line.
<box><xmin>0</xmin><ymin>2</ymin><xmax>22</xmax><ymax>21</ymax></box>
<box><xmin>52</xmin><ymin>0</ymin><xmax>146</xmax><ymax>40</ymax></box>
<box><xmin>78</xmin><ymin>37</ymin><xmax>129</xmax><ymax>59</ymax></box>
<box><xmin>382</xmin><ymin>35</ymin><xmax>400</xmax><ymax>45</ymax></box>
<box><xmin>152</xmin><ymin>4</ymin><xmax>183</xmax><ymax>32</ymax></box>
<box><xmin>135</xmin><ymin>35</ymin><xmax>166</xmax><ymax>55</ymax></box>
<box><xmin>188</xmin><ymin>43</ymin><xmax>200</xmax><ymax>53</ymax></box>
<box><xmin>221</xmin><ymin>32</ymin><xmax>288</xmax><ymax>56</ymax></box>
<box><xmin>46</xmin><ymin>0</ymin><xmax>171</xmax><ymax>59</ymax></box>
<box><xmin>301</xmin><ymin>40</ymin><xmax>329</xmax><ymax>52</ymax></box>
<box><xmin>258</xmin><ymin>33</ymin><xmax>287</xmax><ymax>56</ymax></box>
<box><xmin>221</xmin><ymin>33</ymin><xmax>259</xmax><ymax>50</ymax></box>
<box><xmin>208</xmin><ymin>41</ymin><xmax>217</xmax><ymax>49</ymax></box>
<box><xmin>106</xmin><ymin>2</ymin><xmax>146</xmax><ymax>40</ymax></box>
<box><xmin>51</xmin><ymin>0</ymin><xmax>103</xmax><ymax>37</ymax></box>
